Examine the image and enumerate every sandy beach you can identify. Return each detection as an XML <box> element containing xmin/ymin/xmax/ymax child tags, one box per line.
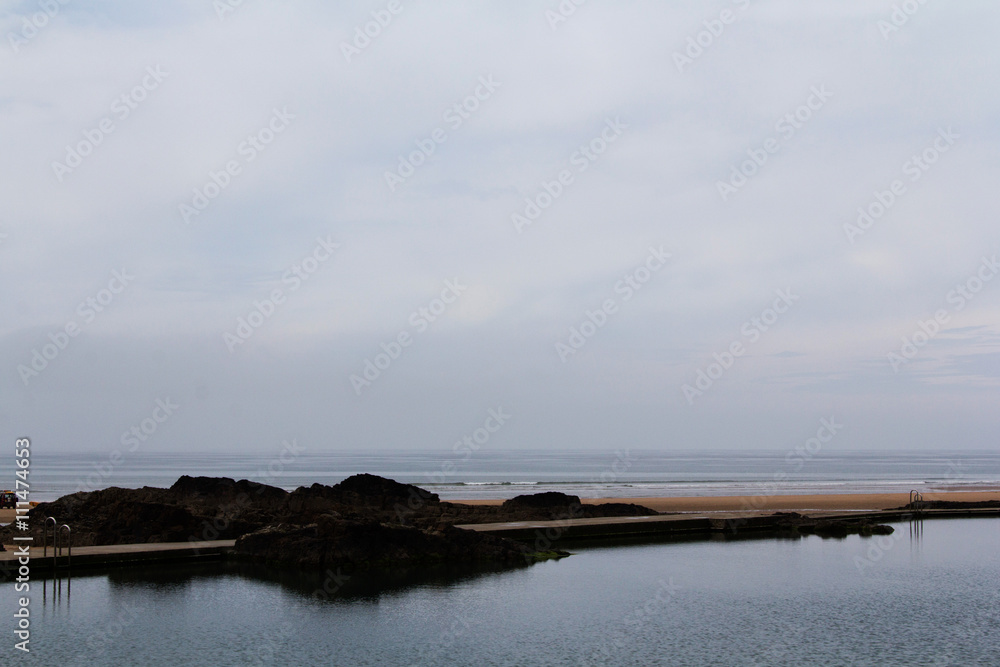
<box><xmin>0</xmin><ymin>502</ymin><xmax>40</xmax><ymax>526</ymax></box>
<box><xmin>453</xmin><ymin>490</ymin><xmax>1000</xmax><ymax>513</ymax></box>
<box><xmin>3</xmin><ymin>490</ymin><xmax>997</xmax><ymax>528</ymax></box>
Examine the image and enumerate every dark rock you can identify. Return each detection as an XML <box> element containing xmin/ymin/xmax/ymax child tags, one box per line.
<box><xmin>771</xmin><ymin>513</ymin><xmax>894</xmax><ymax>539</ymax></box>
<box><xmin>811</xmin><ymin>521</ymin><xmax>850</xmax><ymax>538</ymax></box>
<box><xmin>233</xmin><ymin>516</ymin><xmax>555</xmax><ymax>570</ymax></box>
<box><xmin>895</xmin><ymin>499</ymin><xmax>1000</xmax><ymax>511</ymax></box>
<box><xmin>284</xmin><ymin>474</ymin><xmax>438</xmax><ymax>520</ymax></box>
<box><xmin>859</xmin><ymin>523</ymin><xmax>894</xmax><ymax>536</ymax></box>
<box><xmin>503</xmin><ymin>492</ymin><xmax>580</xmax><ymax>510</ymax></box>
<box><xmin>284</xmin><ymin>484</ymin><xmax>345</xmax><ymax>517</ymax></box>
<box><xmin>333</xmin><ymin>473</ymin><xmax>439</xmax><ymax>503</ymax></box>
<box><xmin>499</xmin><ymin>492</ymin><xmax>658</xmax><ymax>519</ymax></box>
<box><xmin>0</xmin><ymin>475</ymin><xmax>656</xmax><ymax>557</ymax></box>
<box><xmin>0</xmin><ymin>479</ymin><xmax>289</xmax><ymax>547</ymax></box>
<box><xmin>170</xmin><ymin>475</ymin><xmax>287</xmax><ymax>507</ymax></box>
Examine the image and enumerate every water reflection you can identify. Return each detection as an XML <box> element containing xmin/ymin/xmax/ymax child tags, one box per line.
<box><xmin>100</xmin><ymin>558</ymin><xmax>538</xmax><ymax>603</ymax></box>
<box><xmin>41</xmin><ymin>573</ymin><xmax>71</xmax><ymax>609</ymax></box>
<box><xmin>4</xmin><ymin>518</ymin><xmax>998</xmax><ymax>666</ymax></box>
<box><xmin>909</xmin><ymin>515</ymin><xmax>924</xmax><ymax>557</ymax></box>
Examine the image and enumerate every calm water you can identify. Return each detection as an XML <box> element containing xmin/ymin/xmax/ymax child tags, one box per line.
<box><xmin>3</xmin><ymin>518</ymin><xmax>998</xmax><ymax>666</ymax></box>
<box><xmin>13</xmin><ymin>449</ymin><xmax>1000</xmax><ymax>502</ymax></box>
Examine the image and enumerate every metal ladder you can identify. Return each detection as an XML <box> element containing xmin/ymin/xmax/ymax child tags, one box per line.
<box><xmin>42</xmin><ymin>517</ymin><xmax>72</xmax><ymax>570</ymax></box>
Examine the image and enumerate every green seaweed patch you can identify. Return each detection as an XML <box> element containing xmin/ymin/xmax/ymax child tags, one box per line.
<box><xmin>526</xmin><ymin>550</ymin><xmax>571</xmax><ymax>562</ymax></box>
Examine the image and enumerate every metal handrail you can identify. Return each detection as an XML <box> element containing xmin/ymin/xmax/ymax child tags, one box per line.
<box><xmin>58</xmin><ymin>525</ymin><xmax>71</xmax><ymax>569</ymax></box>
<box><xmin>43</xmin><ymin>517</ymin><xmax>57</xmax><ymax>558</ymax></box>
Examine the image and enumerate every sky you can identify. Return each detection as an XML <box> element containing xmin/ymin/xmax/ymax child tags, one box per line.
<box><xmin>2</xmin><ymin>0</ymin><xmax>999</xmax><ymax>458</ymax></box>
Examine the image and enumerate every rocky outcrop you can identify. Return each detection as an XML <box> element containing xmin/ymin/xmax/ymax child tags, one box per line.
<box><xmin>0</xmin><ymin>478</ymin><xmax>289</xmax><ymax>547</ymax></box>
<box><xmin>768</xmin><ymin>512</ymin><xmax>894</xmax><ymax>538</ymax></box>
<box><xmin>170</xmin><ymin>475</ymin><xmax>288</xmax><ymax>507</ymax></box>
<box><xmin>283</xmin><ymin>474</ymin><xmax>439</xmax><ymax>522</ymax></box>
<box><xmin>0</xmin><ymin>474</ymin><xmax>658</xmax><ymax>552</ymax></box>
<box><xmin>333</xmin><ymin>473</ymin><xmax>440</xmax><ymax>504</ymax></box>
<box><xmin>503</xmin><ymin>491</ymin><xmax>579</xmax><ymax>510</ymax></box>
<box><xmin>233</xmin><ymin>516</ymin><xmax>555</xmax><ymax>570</ymax></box>
<box><xmin>895</xmin><ymin>499</ymin><xmax>1000</xmax><ymax>511</ymax></box>
<box><xmin>499</xmin><ymin>492</ymin><xmax>656</xmax><ymax>521</ymax></box>
<box><xmin>279</xmin><ymin>479</ymin><xmax>660</xmax><ymax>527</ymax></box>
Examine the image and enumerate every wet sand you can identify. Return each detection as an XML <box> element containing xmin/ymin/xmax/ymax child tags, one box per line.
<box><xmin>2</xmin><ymin>491</ymin><xmax>997</xmax><ymax>526</ymax></box>
<box><xmin>0</xmin><ymin>501</ymin><xmax>39</xmax><ymax>525</ymax></box>
<box><xmin>453</xmin><ymin>490</ymin><xmax>1000</xmax><ymax>513</ymax></box>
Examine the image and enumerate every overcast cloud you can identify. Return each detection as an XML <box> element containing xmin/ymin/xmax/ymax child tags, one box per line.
<box><xmin>2</xmin><ymin>0</ymin><xmax>999</xmax><ymax>455</ymax></box>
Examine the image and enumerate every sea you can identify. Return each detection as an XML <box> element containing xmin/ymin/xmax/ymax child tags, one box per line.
<box><xmin>3</xmin><ymin>450</ymin><xmax>999</xmax><ymax>665</ymax></box>
<box><xmin>10</xmin><ymin>448</ymin><xmax>1000</xmax><ymax>503</ymax></box>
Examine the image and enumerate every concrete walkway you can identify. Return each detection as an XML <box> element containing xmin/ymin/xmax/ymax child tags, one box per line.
<box><xmin>2</xmin><ymin>506</ymin><xmax>996</xmax><ymax>576</ymax></box>
<box><xmin>457</xmin><ymin>507</ymin><xmax>1000</xmax><ymax>541</ymax></box>
<box><xmin>0</xmin><ymin>539</ymin><xmax>235</xmax><ymax>573</ymax></box>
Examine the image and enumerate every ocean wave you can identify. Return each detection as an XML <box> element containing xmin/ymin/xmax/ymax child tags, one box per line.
<box><xmin>451</xmin><ymin>481</ymin><xmax>539</xmax><ymax>486</ymax></box>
